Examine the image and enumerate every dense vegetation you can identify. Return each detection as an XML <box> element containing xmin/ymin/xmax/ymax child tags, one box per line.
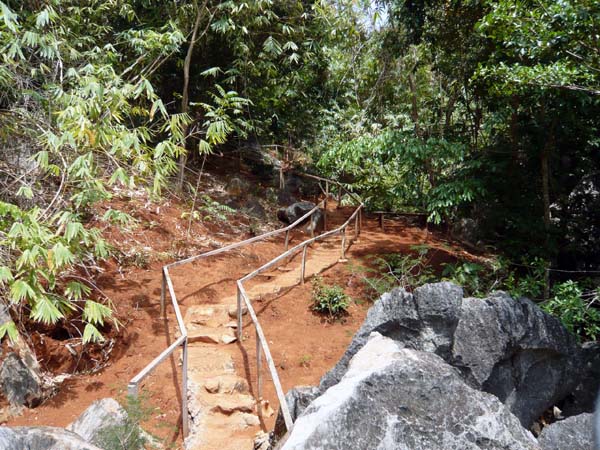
<box><xmin>0</xmin><ymin>0</ymin><xmax>598</xmax><ymax>343</ymax></box>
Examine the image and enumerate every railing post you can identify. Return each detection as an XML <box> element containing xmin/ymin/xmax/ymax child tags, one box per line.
<box><xmin>379</xmin><ymin>212</ymin><xmax>384</xmax><ymax>231</ymax></box>
<box><xmin>160</xmin><ymin>269</ymin><xmax>166</xmax><ymax>316</ymax></box>
<box><xmin>340</xmin><ymin>228</ymin><xmax>347</xmax><ymax>262</ymax></box>
<box><xmin>284</xmin><ymin>230</ymin><xmax>289</xmax><ymax>251</ymax></box>
<box><xmin>337</xmin><ymin>185</ymin><xmax>342</xmax><ymax>206</ymax></box>
<box><xmin>358</xmin><ymin>208</ymin><xmax>362</xmax><ymax>236</ymax></box>
<box><xmin>237</xmin><ymin>288</ymin><xmax>243</xmax><ymax>339</ymax></box>
<box><xmin>301</xmin><ymin>245</ymin><xmax>308</xmax><ymax>284</ymax></box>
<box><xmin>323</xmin><ymin>182</ymin><xmax>329</xmax><ymax>232</ymax></box>
<box><xmin>182</xmin><ymin>338</ymin><xmax>189</xmax><ymax>438</ymax></box>
<box><xmin>127</xmin><ymin>382</ymin><xmax>138</xmax><ymax>398</ymax></box>
<box><xmin>256</xmin><ymin>329</ymin><xmax>263</xmax><ymax>401</ymax></box>
<box><xmin>355</xmin><ymin>213</ymin><xmax>359</xmax><ymax>239</ymax></box>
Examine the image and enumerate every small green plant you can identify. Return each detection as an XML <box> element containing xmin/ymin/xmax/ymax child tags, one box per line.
<box><xmin>299</xmin><ymin>354</ymin><xmax>312</xmax><ymax>367</ymax></box>
<box><xmin>502</xmin><ymin>257</ymin><xmax>547</xmax><ymax>300</ymax></box>
<box><xmin>311</xmin><ymin>276</ymin><xmax>350</xmax><ymax>320</ymax></box>
<box><xmin>95</xmin><ymin>395</ymin><xmax>154</xmax><ymax>450</ymax></box>
<box><xmin>542</xmin><ymin>281</ymin><xmax>600</xmax><ymax>341</ymax></box>
<box><xmin>182</xmin><ymin>195</ymin><xmax>234</xmax><ymax>223</ymax></box>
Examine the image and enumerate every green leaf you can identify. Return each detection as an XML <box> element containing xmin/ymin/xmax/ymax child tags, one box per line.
<box><xmin>10</xmin><ymin>280</ymin><xmax>36</xmax><ymax>303</ymax></box>
<box><xmin>30</xmin><ymin>296</ymin><xmax>63</xmax><ymax>324</ymax></box>
<box><xmin>0</xmin><ymin>321</ymin><xmax>18</xmax><ymax>343</ymax></box>
<box><xmin>51</xmin><ymin>242</ymin><xmax>74</xmax><ymax>268</ymax></box>
<box><xmin>64</xmin><ymin>281</ymin><xmax>91</xmax><ymax>301</ymax></box>
<box><xmin>83</xmin><ymin>300</ymin><xmax>112</xmax><ymax>326</ymax></box>
<box><xmin>16</xmin><ymin>186</ymin><xmax>33</xmax><ymax>199</ymax></box>
<box><xmin>83</xmin><ymin>323</ymin><xmax>105</xmax><ymax>344</ymax></box>
<box><xmin>0</xmin><ymin>266</ymin><xmax>13</xmax><ymax>285</ymax></box>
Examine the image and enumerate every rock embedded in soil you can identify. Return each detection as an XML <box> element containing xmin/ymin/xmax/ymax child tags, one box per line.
<box><xmin>537</xmin><ymin>413</ymin><xmax>593</xmax><ymax>450</ymax></box>
<box><xmin>0</xmin><ymin>352</ymin><xmax>43</xmax><ymax>407</ymax></box>
<box><xmin>66</xmin><ymin>398</ymin><xmax>127</xmax><ymax>445</ymax></box>
<box><xmin>282</xmin><ymin>332</ymin><xmax>540</xmax><ymax>450</ymax></box>
<box><xmin>318</xmin><ymin>282</ymin><xmax>581</xmax><ymax>428</ymax></box>
<box><xmin>0</xmin><ymin>426</ymin><xmax>102</xmax><ymax>450</ymax></box>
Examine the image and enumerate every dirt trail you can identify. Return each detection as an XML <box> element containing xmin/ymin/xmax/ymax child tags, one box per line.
<box><xmin>5</xmin><ymin>199</ymin><xmax>476</xmax><ymax>450</ymax></box>
<box><xmin>169</xmin><ymin>205</ymin><xmax>456</xmax><ymax>450</ymax></box>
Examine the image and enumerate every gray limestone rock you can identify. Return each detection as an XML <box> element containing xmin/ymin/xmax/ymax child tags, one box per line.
<box><xmin>538</xmin><ymin>413</ymin><xmax>593</xmax><ymax>450</ymax></box>
<box><xmin>283</xmin><ymin>333</ymin><xmax>540</xmax><ymax>450</ymax></box>
<box><xmin>0</xmin><ymin>426</ymin><xmax>102</xmax><ymax>450</ymax></box>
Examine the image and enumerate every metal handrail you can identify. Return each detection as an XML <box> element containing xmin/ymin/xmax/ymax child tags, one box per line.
<box><xmin>236</xmin><ymin>197</ymin><xmax>363</xmax><ymax>431</ymax></box>
<box><xmin>127</xmin><ymin>172</ymin><xmax>362</xmax><ymax>440</ymax></box>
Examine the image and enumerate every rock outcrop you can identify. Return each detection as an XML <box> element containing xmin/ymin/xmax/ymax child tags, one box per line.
<box><xmin>67</xmin><ymin>398</ymin><xmax>128</xmax><ymax>445</ymax></box>
<box><xmin>0</xmin><ymin>352</ymin><xmax>43</xmax><ymax>407</ymax></box>
<box><xmin>277</xmin><ymin>201</ymin><xmax>323</xmax><ymax>235</ymax></box>
<box><xmin>0</xmin><ymin>426</ymin><xmax>102</xmax><ymax>450</ymax></box>
<box><xmin>319</xmin><ymin>283</ymin><xmax>580</xmax><ymax>427</ymax></box>
<box><xmin>282</xmin><ymin>333</ymin><xmax>540</xmax><ymax>450</ymax></box>
<box><xmin>538</xmin><ymin>413</ymin><xmax>594</xmax><ymax>450</ymax></box>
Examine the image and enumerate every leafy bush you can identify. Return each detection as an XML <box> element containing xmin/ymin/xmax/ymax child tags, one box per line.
<box><xmin>359</xmin><ymin>247</ymin><xmax>436</xmax><ymax>298</ymax></box>
<box><xmin>542</xmin><ymin>281</ymin><xmax>600</xmax><ymax>341</ymax></box>
<box><xmin>442</xmin><ymin>261</ymin><xmax>486</xmax><ymax>296</ymax></box>
<box><xmin>95</xmin><ymin>396</ymin><xmax>153</xmax><ymax>450</ymax></box>
<box><xmin>311</xmin><ymin>276</ymin><xmax>350</xmax><ymax>320</ymax></box>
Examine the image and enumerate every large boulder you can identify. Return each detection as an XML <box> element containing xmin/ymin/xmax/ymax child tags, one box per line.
<box><xmin>282</xmin><ymin>333</ymin><xmax>540</xmax><ymax>450</ymax></box>
<box><xmin>0</xmin><ymin>352</ymin><xmax>43</xmax><ymax>407</ymax></box>
<box><xmin>277</xmin><ymin>201</ymin><xmax>323</xmax><ymax>234</ymax></box>
<box><xmin>562</xmin><ymin>342</ymin><xmax>600</xmax><ymax>416</ymax></box>
<box><xmin>319</xmin><ymin>283</ymin><xmax>463</xmax><ymax>390</ymax></box>
<box><xmin>277</xmin><ymin>201</ymin><xmax>317</xmax><ymax>224</ymax></box>
<box><xmin>67</xmin><ymin>398</ymin><xmax>127</xmax><ymax>445</ymax></box>
<box><xmin>453</xmin><ymin>292</ymin><xmax>580</xmax><ymax>427</ymax></box>
<box><xmin>0</xmin><ymin>426</ymin><xmax>101</xmax><ymax>450</ymax></box>
<box><xmin>537</xmin><ymin>413</ymin><xmax>594</xmax><ymax>450</ymax></box>
<box><xmin>318</xmin><ymin>283</ymin><xmax>581</xmax><ymax>428</ymax></box>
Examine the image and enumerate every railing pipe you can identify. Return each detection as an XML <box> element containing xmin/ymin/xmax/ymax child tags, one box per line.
<box><xmin>130</xmin><ymin>173</ymin><xmax>362</xmax><ymax>440</ymax></box>
<box><xmin>237</xmin><ymin>287</ymin><xmax>243</xmax><ymax>339</ymax></box>
<box><xmin>182</xmin><ymin>339</ymin><xmax>189</xmax><ymax>437</ymax></box>
<box><xmin>256</xmin><ymin>329</ymin><xmax>263</xmax><ymax>401</ymax></box>
<box><xmin>300</xmin><ymin>244</ymin><xmax>308</xmax><ymax>284</ymax></box>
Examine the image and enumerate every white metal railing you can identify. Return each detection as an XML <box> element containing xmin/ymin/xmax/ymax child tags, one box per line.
<box><xmin>127</xmin><ymin>173</ymin><xmax>362</xmax><ymax>439</ymax></box>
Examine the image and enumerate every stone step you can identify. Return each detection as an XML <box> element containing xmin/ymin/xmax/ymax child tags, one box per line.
<box><xmin>203</xmin><ymin>375</ymin><xmax>249</xmax><ymax>395</ymax></box>
<box><xmin>210</xmin><ymin>394</ymin><xmax>256</xmax><ymax>415</ymax></box>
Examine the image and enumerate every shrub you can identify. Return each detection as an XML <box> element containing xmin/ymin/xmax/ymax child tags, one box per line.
<box><xmin>311</xmin><ymin>276</ymin><xmax>350</xmax><ymax>320</ymax></box>
<box><xmin>542</xmin><ymin>281</ymin><xmax>600</xmax><ymax>341</ymax></box>
<box><xmin>359</xmin><ymin>247</ymin><xmax>435</xmax><ymax>299</ymax></box>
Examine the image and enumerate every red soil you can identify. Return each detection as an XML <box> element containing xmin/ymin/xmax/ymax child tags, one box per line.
<box><xmin>3</xmin><ymin>183</ymin><xmax>482</xmax><ymax>449</ymax></box>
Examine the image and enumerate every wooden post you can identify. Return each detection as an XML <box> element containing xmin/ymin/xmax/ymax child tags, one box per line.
<box><xmin>182</xmin><ymin>338</ymin><xmax>189</xmax><ymax>438</ymax></box>
<box><xmin>256</xmin><ymin>329</ymin><xmax>263</xmax><ymax>401</ymax></box>
<box><xmin>284</xmin><ymin>230</ymin><xmax>289</xmax><ymax>251</ymax></box>
<box><xmin>237</xmin><ymin>288</ymin><xmax>243</xmax><ymax>339</ymax></box>
<box><xmin>160</xmin><ymin>270</ymin><xmax>166</xmax><ymax>317</ymax></box>
<box><xmin>340</xmin><ymin>229</ymin><xmax>347</xmax><ymax>262</ymax></box>
<box><xmin>337</xmin><ymin>185</ymin><xmax>342</xmax><ymax>207</ymax></box>
<box><xmin>323</xmin><ymin>182</ymin><xmax>329</xmax><ymax>231</ymax></box>
<box><xmin>379</xmin><ymin>212</ymin><xmax>384</xmax><ymax>231</ymax></box>
<box><xmin>301</xmin><ymin>245</ymin><xmax>308</xmax><ymax>284</ymax></box>
<box><xmin>355</xmin><ymin>214</ymin><xmax>359</xmax><ymax>239</ymax></box>
<box><xmin>358</xmin><ymin>208</ymin><xmax>362</xmax><ymax>236</ymax></box>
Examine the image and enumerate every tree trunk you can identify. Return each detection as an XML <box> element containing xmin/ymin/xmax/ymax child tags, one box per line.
<box><xmin>177</xmin><ymin>5</ymin><xmax>204</xmax><ymax>192</ymax></box>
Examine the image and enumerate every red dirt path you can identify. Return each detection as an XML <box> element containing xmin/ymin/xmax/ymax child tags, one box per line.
<box><xmin>4</xmin><ymin>195</ymin><xmax>480</xmax><ymax>449</ymax></box>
